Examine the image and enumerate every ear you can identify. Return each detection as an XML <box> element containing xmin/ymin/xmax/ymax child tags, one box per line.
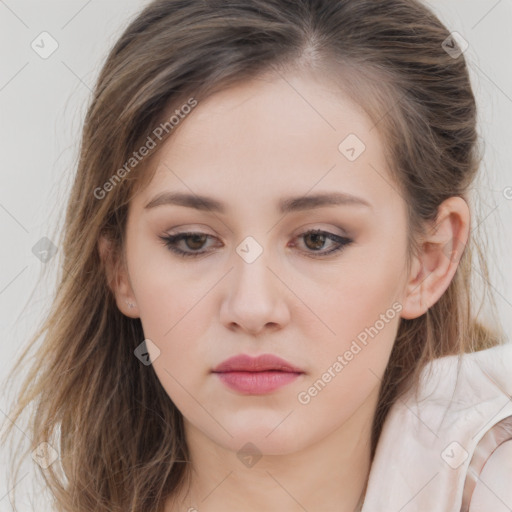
<box><xmin>98</xmin><ymin>234</ymin><xmax>140</xmax><ymax>318</ymax></box>
<box><xmin>400</xmin><ymin>196</ymin><xmax>470</xmax><ymax>320</ymax></box>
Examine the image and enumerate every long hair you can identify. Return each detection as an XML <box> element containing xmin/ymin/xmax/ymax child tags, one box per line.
<box><xmin>1</xmin><ymin>1</ymin><xmax>506</xmax><ymax>510</ymax></box>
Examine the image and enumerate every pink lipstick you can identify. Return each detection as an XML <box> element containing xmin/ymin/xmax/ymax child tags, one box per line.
<box><xmin>212</xmin><ymin>353</ymin><xmax>304</xmax><ymax>394</ymax></box>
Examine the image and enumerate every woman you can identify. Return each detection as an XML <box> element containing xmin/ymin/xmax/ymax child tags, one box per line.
<box><xmin>2</xmin><ymin>0</ymin><xmax>511</xmax><ymax>510</ymax></box>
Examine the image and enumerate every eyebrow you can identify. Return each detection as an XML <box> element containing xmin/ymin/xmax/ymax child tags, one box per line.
<box><xmin>144</xmin><ymin>191</ymin><xmax>372</xmax><ymax>214</ymax></box>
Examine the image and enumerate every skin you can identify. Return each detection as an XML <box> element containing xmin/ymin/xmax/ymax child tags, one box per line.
<box><xmin>99</xmin><ymin>67</ymin><xmax>470</xmax><ymax>511</ymax></box>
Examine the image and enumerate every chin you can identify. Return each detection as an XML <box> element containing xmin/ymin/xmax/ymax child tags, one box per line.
<box><xmin>201</xmin><ymin>415</ymin><xmax>311</xmax><ymax>456</ymax></box>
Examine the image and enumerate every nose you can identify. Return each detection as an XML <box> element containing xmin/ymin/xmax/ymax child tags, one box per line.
<box><xmin>219</xmin><ymin>247</ymin><xmax>291</xmax><ymax>336</ymax></box>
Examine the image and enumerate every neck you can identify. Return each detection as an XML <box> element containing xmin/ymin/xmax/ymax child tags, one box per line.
<box><xmin>166</xmin><ymin>388</ymin><xmax>378</xmax><ymax>512</ymax></box>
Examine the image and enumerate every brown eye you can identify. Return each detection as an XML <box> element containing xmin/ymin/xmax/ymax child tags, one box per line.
<box><xmin>160</xmin><ymin>229</ymin><xmax>353</xmax><ymax>259</ymax></box>
<box><xmin>160</xmin><ymin>232</ymin><xmax>216</xmax><ymax>258</ymax></box>
<box><xmin>294</xmin><ymin>229</ymin><xmax>353</xmax><ymax>257</ymax></box>
<box><xmin>303</xmin><ymin>232</ymin><xmax>329</xmax><ymax>251</ymax></box>
<box><xmin>184</xmin><ymin>234</ymin><xmax>208</xmax><ymax>250</ymax></box>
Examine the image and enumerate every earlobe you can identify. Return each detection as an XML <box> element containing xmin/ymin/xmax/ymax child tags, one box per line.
<box><xmin>399</xmin><ymin>197</ymin><xmax>470</xmax><ymax>320</ymax></box>
<box><xmin>97</xmin><ymin>234</ymin><xmax>140</xmax><ymax>318</ymax></box>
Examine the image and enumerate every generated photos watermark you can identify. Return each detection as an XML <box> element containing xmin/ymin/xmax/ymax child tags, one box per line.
<box><xmin>297</xmin><ymin>301</ymin><xmax>403</xmax><ymax>405</ymax></box>
<box><xmin>94</xmin><ymin>97</ymin><xmax>197</xmax><ymax>200</ymax></box>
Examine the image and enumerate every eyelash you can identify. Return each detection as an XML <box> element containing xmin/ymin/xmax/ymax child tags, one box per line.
<box><xmin>159</xmin><ymin>229</ymin><xmax>353</xmax><ymax>259</ymax></box>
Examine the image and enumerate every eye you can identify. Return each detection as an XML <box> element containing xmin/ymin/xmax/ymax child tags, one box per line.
<box><xmin>291</xmin><ymin>229</ymin><xmax>353</xmax><ymax>257</ymax></box>
<box><xmin>159</xmin><ymin>229</ymin><xmax>353</xmax><ymax>258</ymax></box>
<box><xmin>159</xmin><ymin>231</ymin><xmax>216</xmax><ymax>258</ymax></box>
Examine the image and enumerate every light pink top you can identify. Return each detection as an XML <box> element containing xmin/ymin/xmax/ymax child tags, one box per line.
<box><xmin>361</xmin><ymin>343</ymin><xmax>512</xmax><ymax>512</ymax></box>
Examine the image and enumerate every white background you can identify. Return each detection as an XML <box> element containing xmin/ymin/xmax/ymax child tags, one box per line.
<box><xmin>1</xmin><ymin>0</ymin><xmax>511</xmax><ymax>509</ymax></box>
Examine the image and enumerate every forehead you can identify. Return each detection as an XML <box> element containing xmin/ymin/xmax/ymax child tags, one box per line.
<box><xmin>133</xmin><ymin>70</ymin><xmax>400</xmax><ymax>216</ymax></box>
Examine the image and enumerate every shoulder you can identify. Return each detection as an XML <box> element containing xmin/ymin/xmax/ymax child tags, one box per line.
<box><xmin>360</xmin><ymin>344</ymin><xmax>512</xmax><ymax>511</ymax></box>
<box><xmin>415</xmin><ymin>343</ymin><xmax>512</xmax><ymax>403</ymax></box>
<box><xmin>469</xmin><ymin>440</ymin><xmax>512</xmax><ymax>512</ymax></box>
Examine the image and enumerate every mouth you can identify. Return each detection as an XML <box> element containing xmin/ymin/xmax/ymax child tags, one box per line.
<box><xmin>212</xmin><ymin>353</ymin><xmax>305</xmax><ymax>394</ymax></box>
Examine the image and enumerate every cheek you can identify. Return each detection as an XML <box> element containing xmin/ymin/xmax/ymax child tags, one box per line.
<box><xmin>296</xmin><ymin>239</ymin><xmax>405</xmax><ymax>378</ymax></box>
<box><xmin>304</xmin><ymin>245</ymin><xmax>404</xmax><ymax>328</ymax></box>
<box><xmin>335</xmin><ymin>224</ymin><xmax>407</xmax><ymax>317</ymax></box>
<box><xmin>135</xmin><ymin>272</ymin><xmax>210</xmax><ymax>363</ymax></box>
<box><xmin>135</xmin><ymin>275</ymin><xmax>212</xmax><ymax>415</ymax></box>
<box><xmin>293</xmin><ymin>269</ymin><xmax>400</xmax><ymax>427</ymax></box>
<box><xmin>127</xmin><ymin>233</ymin><xmax>206</xmax><ymax>334</ymax></box>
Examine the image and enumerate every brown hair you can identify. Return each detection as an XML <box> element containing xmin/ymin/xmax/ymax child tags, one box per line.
<box><xmin>1</xmin><ymin>0</ymin><xmax>506</xmax><ymax>510</ymax></box>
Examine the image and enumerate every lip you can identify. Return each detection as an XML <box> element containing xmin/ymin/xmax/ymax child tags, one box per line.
<box><xmin>213</xmin><ymin>353</ymin><xmax>304</xmax><ymax>373</ymax></box>
<box><xmin>212</xmin><ymin>354</ymin><xmax>304</xmax><ymax>394</ymax></box>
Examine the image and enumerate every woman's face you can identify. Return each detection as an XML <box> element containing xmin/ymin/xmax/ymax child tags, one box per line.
<box><xmin>120</xmin><ymin>69</ymin><xmax>413</xmax><ymax>455</ymax></box>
